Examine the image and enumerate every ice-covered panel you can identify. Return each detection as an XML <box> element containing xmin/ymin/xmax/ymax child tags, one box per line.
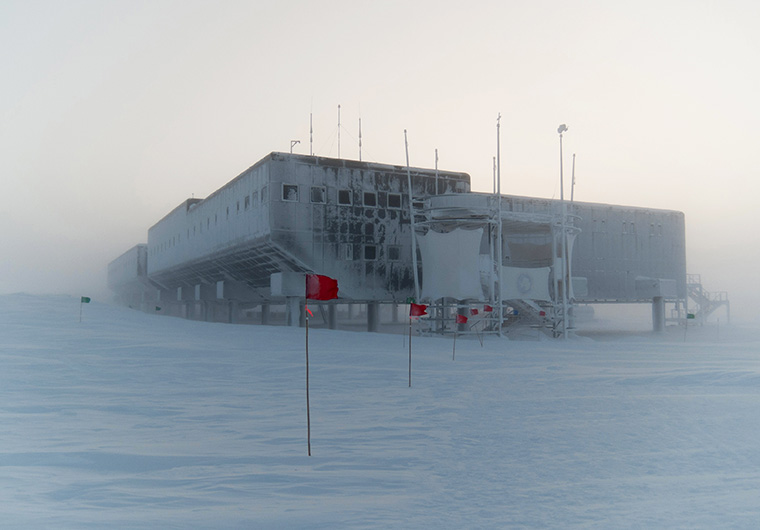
<box><xmin>501</xmin><ymin>266</ymin><xmax>552</xmax><ymax>302</ymax></box>
<box><xmin>419</xmin><ymin>228</ymin><xmax>484</xmax><ymax>301</ymax></box>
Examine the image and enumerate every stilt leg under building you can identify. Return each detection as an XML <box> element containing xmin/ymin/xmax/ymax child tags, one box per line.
<box><xmin>652</xmin><ymin>296</ymin><xmax>665</xmax><ymax>333</ymax></box>
<box><xmin>367</xmin><ymin>302</ymin><xmax>380</xmax><ymax>332</ymax></box>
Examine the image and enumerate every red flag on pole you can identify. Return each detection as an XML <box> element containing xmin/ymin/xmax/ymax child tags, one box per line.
<box><xmin>470</xmin><ymin>308</ymin><xmax>479</xmax><ymax>316</ymax></box>
<box><xmin>305</xmin><ymin>274</ymin><xmax>339</xmax><ymax>300</ymax></box>
<box><xmin>484</xmin><ymin>305</ymin><xmax>493</xmax><ymax>312</ymax></box>
<box><xmin>456</xmin><ymin>314</ymin><xmax>468</xmax><ymax>324</ymax></box>
<box><xmin>409</xmin><ymin>303</ymin><xmax>428</xmax><ymax>317</ymax></box>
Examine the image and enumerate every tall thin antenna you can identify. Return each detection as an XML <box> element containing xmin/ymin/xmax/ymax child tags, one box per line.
<box><xmin>310</xmin><ymin>112</ymin><xmax>313</xmax><ymax>156</ymax></box>
<box><xmin>492</xmin><ymin>156</ymin><xmax>496</xmax><ymax>194</ymax></box>
<box><xmin>496</xmin><ymin>113</ymin><xmax>503</xmax><ymax>338</ymax></box>
<box><xmin>435</xmin><ymin>149</ymin><xmax>439</xmax><ymax>194</ymax></box>
<box><xmin>359</xmin><ymin>118</ymin><xmax>362</xmax><ymax>161</ymax></box>
<box><xmin>337</xmin><ymin>105</ymin><xmax>341</xmax><ymax>159</ymax></box>
<box><xmin>571</xmin><ymin>153</ymin><xmax>576</xmax><ymax>202</ymax></box>
<box><xmin>557</xmin><ymin>124</ymin><xmax>569</xmax><ymax>339</ymax></box>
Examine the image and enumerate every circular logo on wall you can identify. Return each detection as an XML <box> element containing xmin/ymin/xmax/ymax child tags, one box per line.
<box><xmin>517</xmin><ymin>273</ymin><xmax>532</xmax><ymax>295</ymax></box>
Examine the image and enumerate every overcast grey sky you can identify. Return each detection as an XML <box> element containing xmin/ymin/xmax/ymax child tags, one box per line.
<box><xmin>2</xmin><ymin>0</ymin><xmax>758</xmax><ymax>319</ymax></box>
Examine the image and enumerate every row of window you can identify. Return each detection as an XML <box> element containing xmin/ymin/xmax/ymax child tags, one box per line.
<box><xmin>344</xmin><ymin>244</ymin><xmax>402</xmax><ymax>261</ymax></box>
<box><xmin>152</xmin><ymin>184</ymin><xmax>407</xmax><ymax>256</ymax></box>
<box><xmin>282</xmin><ymin>184</ymin><xmax>403</xmax><ymax>209</ymax></box>
<box><xmin>592</xmin><ymin>220</ymin><xmax>665</xmax><ymax>236</ymax></box>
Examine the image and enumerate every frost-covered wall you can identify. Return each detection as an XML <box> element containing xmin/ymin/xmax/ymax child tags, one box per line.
<box><xmin>107</xmin><ymin>244</ymin><xmax>147</xmax><ymax>289</ymax></box>
<box><xmin>147</xmin><ymin>162</ymin><xmax>271</xmax><ymax>278</ymax></box>
<box><xmin>145</xmin><ymin>152</ymin><xmax>470</xmax><ymax>300</ymax></box>
<box><xmin>570</xmin><ymin>202</ymin><xmax>686</xmax><ymax>301</ymax></box>
<box><xmin>500</xmin><ymin>195</ymin><xmax>686</xmax><ymax>301</ymax></box>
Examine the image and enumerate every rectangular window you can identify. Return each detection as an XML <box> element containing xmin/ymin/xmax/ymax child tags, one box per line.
<box><xmin>388</xmin><ymin>193</ymin><xmax>402</xmax><ymax>208</ymax></box>
<box><xmin>364</xmin><ymin>244</ymin><xmax>377</xmax><ymax>260</ymax></box>
<box><xmin>310</xmin><ymin>186</ymin><xmax>326</xmax><ymax>203</ymax></box>
<box><xmin>343</xmin><ymin>244</ymin><xmax>354</xmax><ymax>261</ymax></box>
<box><xmin>252</xmin><ymin>191</ymin><xmax>258</xmax><ymax>205</ymax></box>
<box><xmin>283</xmin><ymin>184</ymin><xmax>299</xmax><ymax>201</ymax></box>
<box><xmin>244</xmin><ymin>195</ymin><xmax>250</xmax><ymax>210</ymax></box>
<box><xmin>363</xmin><ymin>192</ymin><xmax>377</xmax><ymax>207</ymax></box>
<box><xmin>388</xmin><ymin>245</ymin><xmax>401</xmax><ymax>260</ymax></box>
<box><xmin>261</xmin><ymin>185</ymin><xmax>268</xmax><ymax>202</ymax></box>
<box><xmin>338</xmin><ymin>189</ymin><xmax>352</xmax><ymax>205</ymax></box>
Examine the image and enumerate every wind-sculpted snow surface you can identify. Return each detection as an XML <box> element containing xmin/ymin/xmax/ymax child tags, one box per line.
<box><xmin>2</xmin><ymin>294</ymin><xmax>760</xmax><ymax>527</ymax></box>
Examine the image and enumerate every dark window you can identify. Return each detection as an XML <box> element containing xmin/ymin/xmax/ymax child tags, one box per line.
<box><xmin>283</xmin><ymin>184</ymin><xmax>298</xmax><ymax>201</ymax></box>
<box><xmin>388</xmin><ymin>245</ymin><xmax>401</xmax><ymax>260</ymax></box>
<box><xmin>388</xmin><ymin>193</ymin><xmax>402</xmax><ymax>208</ymax></box>
<box><xmin>344</xmin><ymin>244</ymin><xmax>353</xmax><ymax>261</ymax></box>
<box><xmin>252</xmin><ymin>191</ymin><xmax>258</xmax><ymax>205</ymax></box>
<box><xmin>338</xmin><ymin>189</ymin><xmax>352</xmax><ymax>205</ymax></box>
<box><xmin>310</xmin><ymin>186</ymin><xmax>326</xmax><ymax>203</ymax></box>
<box><xmin>364</xmin><ymin>245</ymin><xmax>377</xmax><ymax>260</ymax></box>
<box><xmin>363</xmin><ymin>192</ymin><xmax>377</xmax><ymax>207</ymax></box>
<box><xmin>261</xmin><ymin>185</ymin><xmax>268</xmax><ymax>202</ymax></box>
<box><xmin>244</xmin><ymin>195</ymin><xmax>250</xmax><ymax>210</ymax></box>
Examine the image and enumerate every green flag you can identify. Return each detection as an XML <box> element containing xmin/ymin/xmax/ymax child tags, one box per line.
<box><xmin>81</xmin><ymin>296</ymin><xmax>91</xmax><ymax>304</ymax></box>
<box><xmin>687</xmin><ymin>313</ymin><xmax>695</xmax><ymax>320</ymax></box>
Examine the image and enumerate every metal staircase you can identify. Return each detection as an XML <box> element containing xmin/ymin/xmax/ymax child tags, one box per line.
<box><xmin>687</xmin><ymin>274</ymin><xmax>730</xmax><ymax>324</ymax></box>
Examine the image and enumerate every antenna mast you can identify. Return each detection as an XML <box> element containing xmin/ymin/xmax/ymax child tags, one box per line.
<box><xmin>496</xmin><ymin>113</ymin><xmax>503</xmax><ymax>337</ymax></box>
<box><xmin>310</xmin><ymin>112</ymin><xmax>313</xmax><ymax>156</ymax></box>
<box><xmin>359</xmin><ymin>118</ymin><xmax>362</xmax><ymax>161</ymax></box>
<box><xmin>571</xmin><ymin>153</ymin><xmax>576</xmax><ymax>202</ymax></box>
<box><xmin>337</xmin><ymin>105</ymin><xmax>341</xmax><ymax>158</ymax></box>
<box><xmin>435</xmin><ymin>149</ymin><xmax>439</xmax><ymax>194</ymax></box>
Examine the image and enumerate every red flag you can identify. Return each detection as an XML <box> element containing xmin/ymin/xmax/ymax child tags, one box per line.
<box><xmin>470</xmin><ymin>308</ymin><xmax>479</xmax><ymax>316</ymax></box>
<box><xmin>484</xmin><ymin>305</ymin><xmax>493</xmax><ymax>312</ymax></box>
<box><xmin>409</xmin><ymin>303</ymin><xmax>428</xmax><ymax>317</ymax></box>
<box><xmin>305</xmin><ymin>274</ymin><xmax>339</xmax><ymax>300</ymax></box>
<box><xmin>539</xmin><ymin>310</ymin><xmax>546</xmax><ymax>317</ymax></box>
<box><xmin>456</xmin><ymin>314</ymin><xmax>468</xmax><ymax>324</ymax></box>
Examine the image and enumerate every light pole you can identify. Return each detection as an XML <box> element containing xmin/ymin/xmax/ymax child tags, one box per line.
<box><xmin>557</xmin><ymin>124</ymin><xmax>569</xmax><ymax>339</ymax></box>
<box><xmin>290</xmin><ymin>140</ymin><xmax>300</xmax><ymax>153</ymax></box>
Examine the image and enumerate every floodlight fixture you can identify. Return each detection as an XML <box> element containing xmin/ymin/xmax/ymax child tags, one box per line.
<box><xmin>557</xmin><ymin>124</ymin><xmax>568</xmax><ymax>135</ymax></box>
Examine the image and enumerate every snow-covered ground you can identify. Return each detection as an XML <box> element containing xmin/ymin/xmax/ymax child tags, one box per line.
<box><xmin>2</xmin><ymin>294</ymin><xmax>760</xmax><ymax>528</ymax></box>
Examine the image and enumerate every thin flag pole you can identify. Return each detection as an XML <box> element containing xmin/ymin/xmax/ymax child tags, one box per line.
<box><xmin>405</xmin><ymin>130</ymin><xmax>421</xmax><ymax>301</ymax></box>
<box><xmin>305</xmin><ymin>313</ymin><xmax>311</xmax><ymax>456</ymax></box>
<box><xmin>408</xmin><ymin>317</ymin><xmax>412</xmax><ymax>387</ymax></box>
<box><xmin>79</xmin><ymin>300</ymin><xmax>83</xmax><ymax>323</ymax></box>
<box><xmin>453</xmin><ymin>330</ymin><xmax>457</xmax><ymax>361</ymax></box>
<box><xmin>303</xmin><ymin>274</ymin><xmax>338</xmax><ymax>457</ymax></box>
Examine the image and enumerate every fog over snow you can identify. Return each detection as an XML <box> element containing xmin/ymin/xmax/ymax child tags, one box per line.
<box><xmin>2</xmin><ymin>294</ymin><xmax>759</xmax><ymax>527</ymax></box>
<box><xmin>1</xmin><ymin>0</ymin><xmax>758</xmax><ymax>317</ymax></box>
